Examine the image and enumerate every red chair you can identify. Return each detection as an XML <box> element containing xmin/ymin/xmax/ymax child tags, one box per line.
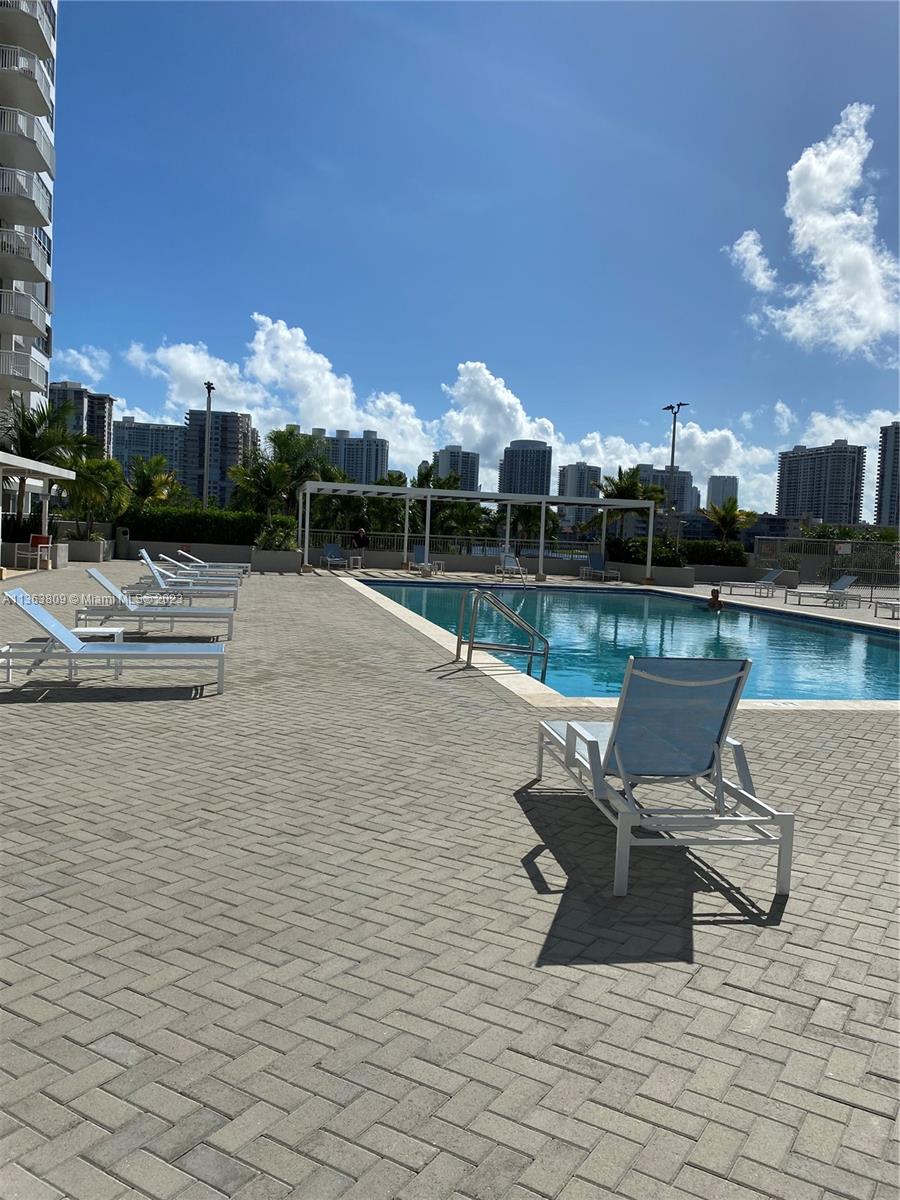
<box><xmin>14</xmin><ymin>533</ymin><xmax>52</xmax><ymax>569</ymax></box>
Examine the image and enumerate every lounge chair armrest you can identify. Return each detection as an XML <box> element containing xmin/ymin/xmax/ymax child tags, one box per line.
<box><xmin>725</xmin><ymin>736</ymin><xmax>755</xmax><ymax>794</ymax></box>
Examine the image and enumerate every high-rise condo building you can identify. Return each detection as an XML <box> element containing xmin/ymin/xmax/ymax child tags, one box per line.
<box><xmin>776</xmin><ymin>440</ymin><xmax>865</xmax><ymax>524</ymax></box>
<box><xmin>310</xmin><ymin>428</ymin><xmax>389</xmax><ymax>484</ymax></box>
<box><xmin>874</xmin><ymin>421</ymin><xmax>899</xmax><ymax>528</ymax></box>
<box><xmin>184</xmin><ymin>410</ymin><xmax>257</xmax><ymax>506</ymax></box>
<box><xmin>498</xmin><ymin>439</ymin><xmax>552</xmax><ymax>495</ymax></box>
<box><xmin>0</xmin><ymin>1</ymin><xmax>56</xmax><ymax>418</ymax></box>
<box><xmin>433</xmin><ymin>444</ymin><xmax>479</xmax><ymax>491</ymax></box>
<box><xmin>557</xmin><ymin>461</ymin><xmax>602</xmax><ymax>528</ymax></box>
<box><xmin>113</xmin><ymin>416</ymin><xmax>186</xmax><ymax>483</ymax></box>
<box><xmin>637</xmin><ymin>463</ymin><xmax>694</xmax><ymax>512</ymax></box>
<box><xmin>706</xmin><ymin>475</ymin><xmax>738</xmax><ymax>508</ymax></box>
<box><xmin>49</xmin><ymin>380</ymin><xmax>115</xmax><ymax>457</ymax></box>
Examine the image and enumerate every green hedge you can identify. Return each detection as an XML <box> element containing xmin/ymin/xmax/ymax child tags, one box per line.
<box><xmin>607</xmin><ymin>537</ymin><xmax>685</xmax><ymax>567</ymax></box>
<box><xmin>681</xmin><ymin>539</ymin><xmax>747</xmax><ymax>566</ymax></box>
<box><xmin>119</xmin><ymin>507</ymin><xmax>295</xmax><ymax>546</ymax></box>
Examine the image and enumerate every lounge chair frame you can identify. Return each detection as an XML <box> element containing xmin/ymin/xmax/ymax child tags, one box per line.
<box><xmin>719</xmin><ymin>568</ymin><xmax>783</xmax><ymax>597</ymax></box>
<box><xmin>178</xmin><ymin>550</ymin><xmax>251</xmax><ymax>576</ymax></box>
<box><xmin>495</xmin><ymin>553</ymin><xmax>527</xmax><ymax>581</ymax></box>
<box><xmin>131</xmin><ymin>552</ymin><xmax>240</xmax><ymax>610</ymax></box>
<box><xmin>784</xmin><ymin>574</ymin><xmax>862</xmax><ymax>608</ymax></box>
<box><xmin>320</xmin><ymin>543</ymin><xmax>348</xmax><ymax>570</ymax></box>
<box><xmin>580</xmin><ymin>552</ymin><xmax>621</xmax><ymax>583</ymax></box>
<box><xmin>76</xmin><ymin>568</ymin><xmax>235</xmax><ymax>640</ymax></box>
<box><xmin>536</xmin><ymin>657</ymin><xmax>794</xmax><ymax>897</ymax></box>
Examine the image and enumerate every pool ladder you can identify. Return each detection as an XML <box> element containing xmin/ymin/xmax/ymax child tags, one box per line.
<box><xmin>454</xmin><ymin>588</ymin><xmax>550</xmax><ymax>683</ymax></box>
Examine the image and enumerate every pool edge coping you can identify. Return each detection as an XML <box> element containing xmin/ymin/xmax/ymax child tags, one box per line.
<box><xmin>342</xmin><ymin>576</ymin><xmax>900</xmax><ymax>712</ymax></box>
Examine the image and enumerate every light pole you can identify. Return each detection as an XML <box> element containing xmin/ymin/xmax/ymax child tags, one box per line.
<box><xmin>202</xmin><ymin>380</ymin><xmax>215</xmax><ymax>510</ymax></box>
<box><xmin>662</xmin><ymin>402</ymin><xmax>688</xmax><ymax>534</ymax></box>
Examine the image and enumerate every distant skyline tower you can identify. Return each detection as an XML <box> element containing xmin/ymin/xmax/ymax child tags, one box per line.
<box><xmin>776</xmin><ymin>440</ymin><xmax>865</xmax><ymax>524</ymax></box>
<box><xmin>707</xmin><ymin>475</ymin><xmax>739</xmax><ymax>508</ymax></box>
<box><xmin>874</xmin><ymin>421</ymin><xmax>899</xmax><ymax>528</ymax></box>
<box><xmin>498</xmin><ymin>439</ymin><xmax>552</xmax><ymax>495</ymax></box>
<box><xmin>49</xmin><ymin>380</ymin><xmax>115</xmax><ymax>458</ymax></box>
<box><xmin>433</xmin><ymin>444</ymin><xmax>479</xmax><ymax>491</ymax></box>
<box><xmin>558</xmin><ymin>461</ymin><xmax>602</xmax><ymax>527</ymax></box>
<box><xmin>310</xmin><ymin>427</ymin><xmax>389</xmax><ymax>483</ymax></box>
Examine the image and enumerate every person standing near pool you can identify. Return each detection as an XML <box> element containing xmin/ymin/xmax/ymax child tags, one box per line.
<box><xmin>351</xmin><ymin>527</ymin><xmax>369</xmax><ymax>565</ymax></box>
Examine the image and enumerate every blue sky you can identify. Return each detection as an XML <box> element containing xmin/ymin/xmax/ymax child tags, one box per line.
<box><xmin>52</xmin><ymin>2</ymin><xmax>899</xmax><ymax>512</ymax></box>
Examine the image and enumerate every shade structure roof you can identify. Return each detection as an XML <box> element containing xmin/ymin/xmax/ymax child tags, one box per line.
<box><xmin>298</xmin><ymin>480</ymin><xmax>654</xmax><ymax>510</ymax></box>
<box><xmin>0</xmin><ymin>451</ymin><xmax>76</xmax><ymax>483</ymax></box>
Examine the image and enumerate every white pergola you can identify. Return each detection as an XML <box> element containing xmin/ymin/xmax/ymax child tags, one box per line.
<box><xmin>0</xmin><ymin>451</ymin><xmax>76</xmax><ymax>563</ymax></box>
<box><xmin>297</xmin><ymin>480</ymin><xmax>656</xmax><ymax>578</ymax></box>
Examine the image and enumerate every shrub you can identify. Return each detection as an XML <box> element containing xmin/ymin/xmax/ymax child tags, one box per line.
<box><xmin>255</xmin><ymin>523</ymin><xmax>298</xmax><ymax>551</ymax></box>
<box><xmin>119</xmin><ymin>506</ymin><xmax>295</xmax><ymax>546</ymax></box>
<box><xmin>681</xmin><ymin>540</ymin><xmax>747</xmax><ymax>566</ymax></box>
<box><xmin>607</xmin><ymin>536</ymin><xmax>686</xmax><ymax>567</ymax></box>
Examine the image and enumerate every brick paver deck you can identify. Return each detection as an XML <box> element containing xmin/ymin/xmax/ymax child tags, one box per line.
<box><xmin>1</xmin><ymin>565</ymin><xmax>897</xmax><ymax>1200</ymax></box>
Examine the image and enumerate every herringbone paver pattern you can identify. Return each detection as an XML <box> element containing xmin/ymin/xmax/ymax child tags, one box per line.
<box><xmin>1</xmin><ymin>566</ymin><xmax>897</xmax><ymax>1200</ymax></box>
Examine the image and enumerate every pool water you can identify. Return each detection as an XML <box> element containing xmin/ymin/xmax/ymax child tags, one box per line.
<box><xmin>369</xmin><ymin>583</ymin><xmax>900</xmax><ymax>701</ymax></box>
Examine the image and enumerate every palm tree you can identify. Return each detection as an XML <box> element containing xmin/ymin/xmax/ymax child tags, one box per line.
<box><xmin>0</xmin><ymin>398</ymin><xmax>94</xmax><ymax>518</ymax></box>
<box><xmin>266</xmin><ymin>427</ymin><xmax>330</xmax><ymax>513</ymax></box>
<box><xmin>128</xmin><ymin>454</ymin><xmax>178</xmax><ymax>510</ymax></box>
<box><xmin>229</xmin><ymin>449</ymin><xmax>293</xmax><ymax>520</ymax></box>
<box><xmin>702</xmin><ymin>496</ymin><xmax>758</xmax><ymax>543</ymax></box>
<box><xmin>581</xmin><ymin>467</ymin><xmax>664</xmax><ymax>537</ymax></box>
<box><xmin>63</xmin><ymin>457</ymin><xmax>131</xmax><ymax>539</ymax></box>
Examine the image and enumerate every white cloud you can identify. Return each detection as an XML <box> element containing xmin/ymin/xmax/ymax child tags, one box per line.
<box><xmin>773</xmin><ymin>400</ymin><xmax>796</xmax><ymax>435</ymax></box>
<box><xmin>54</xmin><ymin>344</ymin><xmax>110</xmax><ymax>387</ymax></box>
<box><xmin>739</xmin><ymin>411</ymin><xmax>754</xmax><ymax>430</ymax></box>
<box><xmin>729</xmin><ymin>103</ymin><xmax>900</xmax><ymax>364</ymax></box>
<box><xmin>726</xmin><ymin>230</ymin><xmax>777</xmax><ymax>293</ymax></box>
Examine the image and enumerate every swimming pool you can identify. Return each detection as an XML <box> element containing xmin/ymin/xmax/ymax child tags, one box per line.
<box><xmin>368</xmin><ymin>583</ymin><xmax>900</xmax><ymax>701</ymax></box>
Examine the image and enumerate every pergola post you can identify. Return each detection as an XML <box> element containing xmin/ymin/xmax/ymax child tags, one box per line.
<box><xmin>644</xmin><ymin>502</ymin><xmax>655</xmax><ymax>581</ymax></box>
<box><xmin>600</xmin><ymin>509</ymin><xmax>608</xmax><ymax>561</ymax></box>
<box><xmin>402</xmin><ymin>498</ymin><xmax>409</xmax><ymax>567</ymax></box>
<box><xmin>303</xmin><ymin>488</ymin><xmax>311</xmax><ymax>569</ymax></box>
<box><xmin>296</xmin><ymin>486</ymin><xmax>302</xmax><ymax>553</ymax></box>
<box><xmin>0</xmin><ymin>466</ymin><xmax>4</xmax><ymax>573</ymax></box>
<box><xmin>536</xmin><ymin>501</ymin><xmax>546</xmax><ymax>581</ymax></box>
<box><xmin>424</xmin><ymin>493</ymin><xmax>432</xmax><ymax>566</ymax></box>
<box><xmin>504</xmin><ymin>503</ymin><xmax>511</xmax><ymax>553</ymax></box>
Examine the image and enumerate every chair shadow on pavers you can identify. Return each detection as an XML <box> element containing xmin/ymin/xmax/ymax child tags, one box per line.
<box><xmin>0</xmin><ymin>680</ymin><xmax>209</xmax><ymax>703</ymax></box>
<box><xmin>516</xmin><ymin>785</ymin><xmax>786</xmax><ymax>967</ymax></box>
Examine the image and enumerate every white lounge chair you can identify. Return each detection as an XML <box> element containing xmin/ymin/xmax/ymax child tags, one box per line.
<box><xmin>784</xmin><ymin>574</ymin><xmax>862</xmax><ymax>608</ymax></box>
<box><xmin>580</xmin><ymin>551</ymin><xmax>621</xmax><ymax>582</ymax></box>
<box><xmin>719</xmin><ymin>567</ymin><xmax>783</xmax><ymax>597</ymax></box>
<box><xmin>132</xmin><ymin>552</ymin><xmax>239</xmax><ymax>610</ymax></box>
<box><xmin>495</xmin><ymin>552</ymin><xmax>527</xmax><ymax>581</ymax></box>
<box><xmin>2</xmin><ymin>589</ymin><xmax>226</xmax><ymax>693</ymax></box>
<box><xmin>178</xmin><ymin>549</ymin><xmax>251</xmax><ymax>576</ymax></box>
<box><xmin>536</xmin><ymin>656</ymin><xmax>794</xmax><ymax>897</ymax></box>
<box><xmin>158</xmin><ymin>553</ymin><xmax>244</xmax><ymax>584</ymax></box>
<box><xmin>874</xmin><ymin>598</ymin><xmax>900</xmax><ymax>619</ymax></box>
<box><xmin>320</xmin><ymin>543</ymin><xmax>348</xmax><ymax>569</ymax></box>
<box><xmin>77</xmin><ymin>568</ymin><xmax>235</xmax><ymax>640</ymax></box>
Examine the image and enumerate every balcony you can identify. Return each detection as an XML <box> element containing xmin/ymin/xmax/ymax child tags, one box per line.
<box><xmin>0</xmin><ymin>166</ymin><xmax>50</xmax><ymax>225</ymax></box>
<box><xmin>0</xmin><ymin>1</ymin><xmax>53</xmax><ymax>59</ymax></box>
<box><xmin>0</xmin><ymin>43</ymin><xmax>51</xmax><ymax>116</ymax></box>
<box><xmin>0</xmin><ymin>227</ymin><xmax>48</xmax><ymax>280</ymax></box>
<box><xmin>0</xmin><ymin>105</ymin><xmax>51</xmax><ymax>173</ymax></box>
<box><xmin>0</xmin><ymin>287</ymin><xmax>46</xmax><ymax>335</ymax></box>
<box><xmin>0</xmin><ymin>347</ymin><xmax>47</xmax><ymax>391</ymax></box>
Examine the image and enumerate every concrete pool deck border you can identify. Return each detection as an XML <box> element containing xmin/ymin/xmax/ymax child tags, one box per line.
<box><xmin>343</xmin><ymin>574</ymin><xmax>900</xmax><ymax>712</ymax></box>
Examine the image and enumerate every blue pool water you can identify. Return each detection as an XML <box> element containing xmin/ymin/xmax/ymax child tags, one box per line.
<box><xmin>369</xmin><ymin>583</ymin><xmax>900</xmax><ymax>701</ymax></box>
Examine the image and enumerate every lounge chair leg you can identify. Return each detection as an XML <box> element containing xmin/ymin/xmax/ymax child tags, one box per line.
<box><xmin>775</xmin><ymin>814</ymin><xmax>794</xmax><ymax>895</ymax></box>
<box><xmin>613</xmin><ymin>817</ymin><xmax>634</xmax><ymax>897</ymax></box>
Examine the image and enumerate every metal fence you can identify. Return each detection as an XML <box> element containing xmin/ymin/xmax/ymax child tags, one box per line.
<box><xmin>306</xmin><ymin>530</ymin><xmax>597</xmax><ymax>562</ymax></box>
<box><xmin>755</xmin><ymin>536</ymin><xmax>900</xmax><ymax>599</ymax></box>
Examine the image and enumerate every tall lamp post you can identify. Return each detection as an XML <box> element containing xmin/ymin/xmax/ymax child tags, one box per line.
<box><xmin>202</xmin><ymin>380</ymin><xmax>215</xmax><ymax>510</ymax></box>
<box><xmin>662</xmin><ymin>402</ymin><xmax>688</xmax><ymax>536</ymax></box>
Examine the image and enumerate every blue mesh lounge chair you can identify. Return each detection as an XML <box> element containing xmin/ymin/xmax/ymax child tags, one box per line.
<box><xmin>784</xmin><ymin>574</ymin><xmax>862</xmax><ymax>608</ymax></box>
<box><xmin>413</xmin><ymin>545</ymin><xmax>445</xmax><ymax>574</ymax></box>
<box><xmin>76</xmin><ymin>568</ymin><xmax>235</xmax><ymax>640</ymax></box>
<box><xmin>2</xmin><ymin>589</ymin><xmax>226</xmax><ymax>693</ymax></box>
<box><xmin>580</xmin><ymin>552</ymin><xmax>621</xmax><ymax>582</ymax></box>
<box><xmin>719</xmin><ymin>567</ymin><xmax>782</xmax><ymax>597</ymax></box>
<box><xmin>133</xmin><ymin>551</ymin><xmax>239</xmax><ymax>609</ymax></box>
<box><xmin>536</xmin><ymin>656</ymin><xmax>794</xmax><ymax>897</ymax></box>
<box><xmin>320</xmin><ymin>543</ymin><xmax>348</xmax><ymax>569</ymax></box>
<box><xmin>494</xmin><ymin>552</ymin><xmax>527</xmax><ymax>581</ymax></box>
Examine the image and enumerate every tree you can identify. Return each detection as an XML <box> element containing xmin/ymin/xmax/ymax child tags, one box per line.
<box><xmin>0</xmin><ymin>398</ymin><xmax>95</xmax><ymax>518</ymax></box>
<box><xmin>266</xmin><ymin>428</ymin><xmax>330</xmax><ymax>513</ymax></box>
<box><xmin>63</xmin><ymin>457</ymin><xmax>131</xmax><ymax>538</ymax></box>
<box><xmin>701</xmin><ymin>496</ymin><xmax>758</xmax><ymax>543</ymax></box>
<box><xmin>581</xmin><ymin>467</ymin><xmax>664</xmax><ymax>537</ymax></box>
<box><xmin>366</xmin><ymin>471</ymin><xmax>410</xmax><ymax>533</ymax></box>
<box><xmin>229</xmin><ymin>449</ymin><xmax>293</xmax><ymax>521</ymax></box>
<box><xmin>128</xmin><ymin>454</ymin><xmax>179</xmax><ymax>511</ymax></box>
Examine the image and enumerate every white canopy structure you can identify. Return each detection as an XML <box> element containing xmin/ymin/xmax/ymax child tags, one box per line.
<box><xmin>297</xmin><ymin>480</ymin><xmax>656</xmax><ymax>578</ymax></box>
<box><xmin>0</xmin><ymin>451</ymin><xmax>76</xmax><ymax>562</ymax></box>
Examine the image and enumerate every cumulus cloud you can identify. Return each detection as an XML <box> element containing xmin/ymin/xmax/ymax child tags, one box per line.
<box><xmin>726</xmin><ymin>230</ymin><xmax>777</xmax><ymax>292</ymax></box>
<box><xmin>54</xmin><ymin>344</ymin><xmax>110</xmax><ymax>387</ymax></box>
<box><xmin>729</xmin><ymin>103</ymin><xmax>900</xmax><ymax>364</ymax></box>
<box><xmin>773</xmin><ymin>400</ymin><xmax>796</xmax><ymax>436</ymax></box>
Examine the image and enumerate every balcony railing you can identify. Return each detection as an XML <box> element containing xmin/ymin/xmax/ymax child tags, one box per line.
<box><xmin>0</xmin><ymin>105</ymin><xmax>52</xmax><ymax>171</ymax></box>
<box><xmin>0</xmin><ymin>286</ymin><xmax>47</xmax><ymax>329</ymax></box>
<box><xmin>0</xmin><ymin>43</ymin><xmax>52</xmax><ymax>112</ymax></box>
<box><xmin>305</xmin><ymin>530</ymin><xmax>596</xmax><ymax>561</ymax></box>
<box><xmin>0</xmin><ymin>1</ymin><xmax>54</xmax><ymax>52</ymax></box>
<box><xmin>0</xmin><ymin>348</ymin><xmax>47</xmax><ymax>388</ymax></box>
<box><xmin>0</xmin><ymin>226</ymin><xmax>48</xmax><ymax>277</ymax></box>
<box><xmin>0</xmin><ymin>165</ymin><xmax>51</xmax><ymax>221</ymax></box>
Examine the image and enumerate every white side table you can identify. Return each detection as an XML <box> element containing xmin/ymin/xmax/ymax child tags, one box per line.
<box><xmin>349</xmin><ymin>555</ymin><xmax>363</xmax><ymax>570</ymax></box>
<box><xmin>73</xmin><ymin>626</ymin><xmax>124</xmax><ymax>678</ymax></box>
